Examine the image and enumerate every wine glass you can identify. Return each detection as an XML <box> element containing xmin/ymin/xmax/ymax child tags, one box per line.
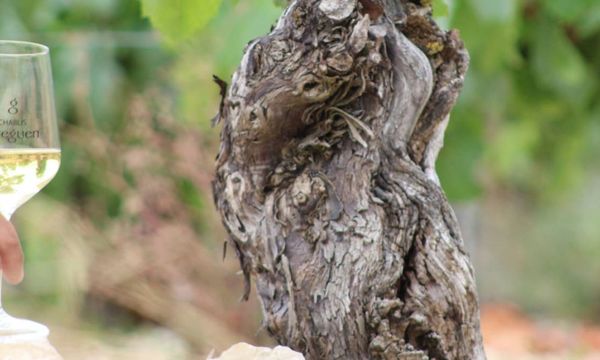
<box><xmin>0</xmin><ymin>40</ymin><xmax>60</xmax><ymax>342</ymax></box>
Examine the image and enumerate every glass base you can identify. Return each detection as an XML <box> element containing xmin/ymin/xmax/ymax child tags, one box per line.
<box><xmin>0</xmin><ymin>308</ymin><xmax>49</xmax><ymax>344</ymax></box>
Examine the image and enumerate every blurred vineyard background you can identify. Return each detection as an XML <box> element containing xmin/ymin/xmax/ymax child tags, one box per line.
<box><xmin>0</xmin><ymin>0</ymin><xmax>599</xmax><ymax>358</ymax></box>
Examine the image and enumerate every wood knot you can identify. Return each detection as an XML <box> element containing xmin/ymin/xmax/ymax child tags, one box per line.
<box><xmin>290</xmin><ymin>173</ymin><xmax>326</xmax><ymax>212</ymax></box>
<box><xmin>294</xmin><ymin>74</ymin><xmax>331</xmax><ymax>102</ymax></box>
<box><xmin>326</xmin><ymin>52</ymin><xmax>354</xmax><ymax>74</ymax></box>
<box><xmin>268</xmin><ymin>40</ymin><xmax>291</xmax><ymax>62</ymax></box>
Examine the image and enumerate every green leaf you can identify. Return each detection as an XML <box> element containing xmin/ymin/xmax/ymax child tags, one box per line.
<box><xmin>486</xmin><ymin>120</ymin><xmax>539</xmax><ymax>185</ymax></box>
<box><xmin>432</xmin><ymin>0</ymin><xmax>449</xmax><ymax>18</ymax></box>
<box><xmin>530</xmin><ymin>17</ymin><xmax>591</xmax><ymax>105</ymax></box>
<box><xmin>173</xmin><ymin>0</ymin><xmax>282</xmax><ymax>127</ymax></box>
<box><xmin>451</xmin><ymin>0</ymin><xmax>520</xmax><ymax>73</ymax></box>
<box><xmin>577</xmin><ymin>2</ymin><xmax>600</xmax><ymax>36</ymax></box>
<box><xmin>437</xmin><ymin>105</ymin><xmax>484</xmax><ymax>201</ymax></box>
<box><xmin>467</xmin><ymin>0</ymin><xmax>516</xmax><ymax>22</ymax></box>
<box><xmin>542</xmin><ymin>0</ymin><xmax>595</xmax><ymax>23</ymax></box>
<box><xmin>140</xmin><ymin>0</ymin><xmax>223</xmax><ymax>45</ymax></box>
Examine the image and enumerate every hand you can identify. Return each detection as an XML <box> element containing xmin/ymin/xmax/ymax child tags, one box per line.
<box><xmin>0</xmin><ymin>217</ymin><xmax>24</xmax><ymax>284</ymax></box>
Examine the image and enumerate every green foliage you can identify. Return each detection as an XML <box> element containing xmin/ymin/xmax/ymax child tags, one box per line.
<box><xmin>542</xmin><ymin>0</ymin><xmax>595</xmax><ymax>23</ymax></box>
<box><xmin>437</xmin><ymin>105</ymin><xmax>483</xmax><ymax>199</ymax></box>
<box><xmin>466</xmin><ymin>0</ymin><xmax>516</xmax><ymax>22</ymax></box>
<box><xmin>440</xmin><ymin>0</ymin><xmax>600</xmax><ymax>201</ymax></box>
<box><xmin>432</xmin><ymin>0</ymin><xmax>449</xmax><ymax>18</ymax></box>
<box><xmin>273</xmin><ymin>0</ymin><xmax>288</xmax><ymax>8</ymax></box>
<box><xmin>140</xmin><ymin>0</ymin><xmax>223</xmax><ymax>45</ymax></box>
<box><xmin>530</xmin><ymin>18</ymin><xmax>591</xmax><ymax>102</ymax></box>
<box><xmin>172</xmin><ymin>0</ymin><xmax>283</xmax><ymax>130</ymax></box>
<box><xmin>167</xmin><ymin>0</ymin><xmax>600</xmax><ymax>205</ymax></box>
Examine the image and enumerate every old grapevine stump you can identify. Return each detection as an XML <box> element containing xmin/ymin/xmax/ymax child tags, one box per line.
<box><xmin>212</xmin><ymin>0</ymin><xmax>486</xmax><ymax>358</ymax></box>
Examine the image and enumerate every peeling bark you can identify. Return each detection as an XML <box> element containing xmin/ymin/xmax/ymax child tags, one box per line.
<box><xmin>212</xmin><ymin>0</ymin><xmax>485</xmax><ymax>359</ymax></box>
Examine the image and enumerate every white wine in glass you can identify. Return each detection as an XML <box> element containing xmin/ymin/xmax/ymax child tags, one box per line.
<box><xmin>0</xmin><ymin>40</ymin><xmax>61</xmax><ymax>344</ymax></box>
<box><xmin>0</xmin><ymin>149</ymin><xmax>61</xmax><ymax>218</ymax></box>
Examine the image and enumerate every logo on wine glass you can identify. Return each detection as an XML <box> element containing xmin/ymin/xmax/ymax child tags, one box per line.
<box><xmin>8</xmin><ymin>99</ymin><xmax>18</xmax><ymax>115</ymax></box>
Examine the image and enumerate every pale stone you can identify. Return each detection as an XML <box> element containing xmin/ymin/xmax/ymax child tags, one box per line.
<box><xmin>209</xmin><ymin>343</ymin><xmax>305</xmax><ymax>360</ymax></box>
<box><xmin>0</xmin><ymin>340</ymin><xmax>62</xmax><ymax>360</ymax></box>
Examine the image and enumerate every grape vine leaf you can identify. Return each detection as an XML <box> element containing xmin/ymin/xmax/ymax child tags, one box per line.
<box><xmin>140</xmin><ymin>0</ymin><xmax>223</xmax><ymax>45</ymax></box>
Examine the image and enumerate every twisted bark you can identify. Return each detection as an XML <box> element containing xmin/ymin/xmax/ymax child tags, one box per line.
<box><xmin>212</xmin><ymin>0</ymin><xmax>485</xmax><ymax>358</ymax></box>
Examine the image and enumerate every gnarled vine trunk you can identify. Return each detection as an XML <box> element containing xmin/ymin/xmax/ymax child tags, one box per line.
<box><xmin>212</xmin><ymin>0</ymin><xmax>485</xmax><ymax>358</ymax></box>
